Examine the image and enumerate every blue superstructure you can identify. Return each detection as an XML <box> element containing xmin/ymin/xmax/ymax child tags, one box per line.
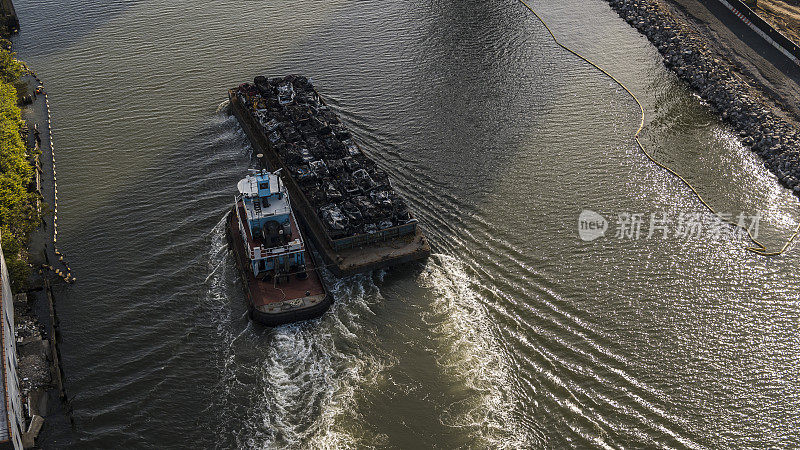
<box><xmin>234</xmin><ymin>170</ymin><xmax>306</xmax><ymax>278</ymax></box>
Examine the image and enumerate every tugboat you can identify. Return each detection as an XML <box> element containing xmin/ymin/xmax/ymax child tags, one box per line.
<box><xmin>226</xmin><ymin>169</ymin><xmax>331</xmax><ymax>326</ymax></box>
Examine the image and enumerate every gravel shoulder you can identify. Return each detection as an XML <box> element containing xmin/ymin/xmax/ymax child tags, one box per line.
<box><xmin>664</xmin><ymin>0</ymin><xmax>800</xmax><ymax>124</ymax></box>
<box><xmin>755</xmin><ymin>0</ymin><xmax>800</xmax><ymax>46</ymax></box>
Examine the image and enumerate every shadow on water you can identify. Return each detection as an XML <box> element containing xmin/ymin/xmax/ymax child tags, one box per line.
<box><xmin>10</xmin><ymin>0</ymin><xmax>137</xmax><ymax>58</ymax></box>
<box><xmin>47</xmin><ymin>107</ymin><xmax>264</xmax><ymax>447</ymax></box>
<box><xmin>411</xmin><ymin>0</ymin><xmax>554</xmax><ymax>202</ymax></box>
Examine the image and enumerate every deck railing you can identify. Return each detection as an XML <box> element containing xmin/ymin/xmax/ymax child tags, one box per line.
<box><xmin>234</xmin><ymin>194</ymin><xmax>306</xmax><ymax>260</ymax></box>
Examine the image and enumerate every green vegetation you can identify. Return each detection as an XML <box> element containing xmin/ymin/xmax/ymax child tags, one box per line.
<box><xmin>0</xmin><ymin>43</ymin><xmax>39</xmax><ymax>291</ymax></box>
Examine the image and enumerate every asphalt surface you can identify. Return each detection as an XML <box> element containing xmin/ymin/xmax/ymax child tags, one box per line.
<box><xmin>667</xmin><ymin>0</ymin><xmax>800</xmax><ymax>121</ymax></box>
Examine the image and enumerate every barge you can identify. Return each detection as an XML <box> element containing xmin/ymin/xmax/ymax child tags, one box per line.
<box><xmin>228</xmin><ymin>75</ymin><xmax>430</xmax><ymax>277</ymax></box>
<box><xmin>226</xmin><ymin>170</ymin><xmax>331</xmax><ymax>326</ymax></box>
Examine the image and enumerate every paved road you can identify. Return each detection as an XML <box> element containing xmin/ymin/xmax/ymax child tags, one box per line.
<box><xmin>667</xmin><ymin>0</ymin><xmax>800</xmax><ymax>119</ymax></box>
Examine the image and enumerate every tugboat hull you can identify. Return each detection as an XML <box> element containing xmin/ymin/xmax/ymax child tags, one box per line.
<box><xmin>249</xmin><ymin>296</ymin><xmax>333</xmax><ymax>327</ymax></box>
<box><xmin>226</xmin><ymin>209</ymin><xmax>331</xmax><ymax>326</ymax></box>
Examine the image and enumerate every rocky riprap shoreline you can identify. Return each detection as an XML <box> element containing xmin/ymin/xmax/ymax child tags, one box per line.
<box><xmin>14</xmin><ymin>293</ymin><xmax>54</xmax><ymax>447</ymax></box>
<box><xmin>14</xmin><ymin>295</ymin><xmax>52</xmax><ymax>396</ymax></box>
<box><xmin>606</xmin><ymin>0</ymin><xmax>800</xmax><ymax>198</ymax></box>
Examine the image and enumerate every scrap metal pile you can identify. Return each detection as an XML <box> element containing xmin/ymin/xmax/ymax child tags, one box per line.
<box><xmin>235</xmin><ymin>75</ymin><xmax>414</xmax><ymax>239</ymax></box>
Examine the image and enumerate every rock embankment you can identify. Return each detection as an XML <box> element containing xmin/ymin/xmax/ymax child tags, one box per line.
<box><xmin>14</xmin><ymin>293</ymin><xmax>53</xmax><ymax>448</ymax></box>
<box><xmin>606</xmin><ymin>0</ymin><xmax>800</xmax><ymax>198</ymax></box>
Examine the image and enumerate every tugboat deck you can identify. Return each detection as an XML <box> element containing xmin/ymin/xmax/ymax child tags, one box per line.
<box><xmin>231</xmin><ymin>203</ymin><xmax>326</xmax><ymax>307</ymax></box>
<box><xmin>245</xmin><ymin>271</ymin><xmax>326</xmax><ymax>309</ymax></box>
<box><xmin>227</xmin><ymin>206</ymin><xmax>329</xmax><ymax>326</ymax></box>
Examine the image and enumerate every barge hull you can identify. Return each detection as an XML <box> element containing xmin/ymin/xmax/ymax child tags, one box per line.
<box><xmin>228</xmin><ymin>89</ymin><xmax>430</xmax><ymax>277</ymax></box>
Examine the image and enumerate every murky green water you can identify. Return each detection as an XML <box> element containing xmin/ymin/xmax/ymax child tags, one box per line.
<box><xmin>10</xmin><ymin>0</ymin><xmax>800</xmax><ymax>447</ymax></box>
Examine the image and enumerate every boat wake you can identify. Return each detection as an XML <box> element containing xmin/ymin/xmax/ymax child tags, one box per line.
<box><xmin>193</xmin><ymin>109</ymin><xmax>529</xmax><ymax>447</ymax></box>
<box><xmin>420</xmin><ymin>253</ymin><xmax>529</xmax><ymax>448</ymax></box>
<box><xmin>215</xmin><ymin>98</ymin><xmax>231</xmax><ymax>114</ymax></box>
<box><xmin>200</xmin><ymin>206</ymin><xmax>528</xmax><ymax>447</ymax></box>
<box><xmin>200</xmin><ymin>216</ymin><xmax>392</xmax><ymax>448</ymax></box>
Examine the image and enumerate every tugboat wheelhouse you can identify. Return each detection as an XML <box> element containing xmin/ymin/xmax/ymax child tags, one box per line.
<box><xmin>234</xmin><ymin>170</ymin><xmax>306</xmax><ymax>278</ymax></box>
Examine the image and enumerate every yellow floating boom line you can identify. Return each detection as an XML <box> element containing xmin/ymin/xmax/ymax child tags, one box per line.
<box><xmin>24</xmin><ymin>64</ymin><xmax>76</xmax><ymax>281</ymax></box>
<box><xmin>518</xmin><ymin>0</ymin><xmax>799</xmax><ymax>255</ymax></box>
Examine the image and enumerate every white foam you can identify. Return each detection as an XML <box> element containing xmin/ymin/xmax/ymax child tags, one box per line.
<box><xmin>215</xmin><ymin>98</ymin><xmax>231</xmax><ymax>114</ymax></box>
<box><xmin>420</xmin><ymin>253</ymin><xmax>527</xmax><ymax>448</ymax></box>
<box><xmin>201</xmin><ymin>221</ymin><xmax>391</xmax><ymax>448</ymax></box>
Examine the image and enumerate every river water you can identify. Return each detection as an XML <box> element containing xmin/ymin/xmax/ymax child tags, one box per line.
<box><xmin>10</xmin><ymin>0</ymin><xmax>800</xmax><ymax>447</ymax></box>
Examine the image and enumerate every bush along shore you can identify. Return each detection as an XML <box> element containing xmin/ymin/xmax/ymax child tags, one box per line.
<box><xmin>0</xmin><ymin>38</ymin><xmax>41</xmax><ymax>291</ymax></box>
<box><xmin>1</xmin><ymin>31</ymin><xmax>73</xmax><ymax>446</ymax></box>
<box><xmin>605</xmin><ymin>0</ymin><xmax>800</xmax><ymax>198</ymax></box>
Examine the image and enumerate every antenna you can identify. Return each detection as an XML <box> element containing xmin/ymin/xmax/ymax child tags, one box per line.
<box><xmin>256</xmin><ymin>153</ymin><xmax>265</xmax><ymax>172</ymax></box>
